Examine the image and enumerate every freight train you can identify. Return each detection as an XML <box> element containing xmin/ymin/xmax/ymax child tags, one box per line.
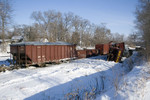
<box><xmin>10</xmin><ymin>41</ymin><xmax>125</xmax><ymax>67</ymax></box>
<box><xmin>77</xmin><ymin>42</ymin><xmax>125</xmax><ymax>62</ymax></box>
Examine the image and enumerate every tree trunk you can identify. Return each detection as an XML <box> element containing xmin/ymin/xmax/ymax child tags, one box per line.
<box><xmin>1</xmin><ymin>17</ymin><xmax>5</xmax><ymax>52</ymax></box>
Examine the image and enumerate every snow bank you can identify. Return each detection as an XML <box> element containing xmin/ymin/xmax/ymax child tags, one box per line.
<box><xmin>96</xmin><ymin>52</ymin><xmax>150</xmax><ymax>100</ymax></box>
<box><xmin>0</xmin><ymin>55</ymin><xmax>126</xmax><ymax>100</ymax></box>
<box><xmin>0</xmin><ymin>46</ymin><xmax>11</xmax><ymax>66</ymax></box>
<box><xmin>0</xmin><ymin>49</ymin><xmax>148</xmax><ymax>100</ymax></box>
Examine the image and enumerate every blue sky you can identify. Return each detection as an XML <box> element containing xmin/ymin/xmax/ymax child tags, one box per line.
<box><xmin>13</xmin><ymin>0</ymin><xmax>138</xmax><ymax>35</ymax></box>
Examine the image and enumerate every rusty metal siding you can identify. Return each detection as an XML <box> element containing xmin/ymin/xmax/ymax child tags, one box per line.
<box><xmin>76</xmin><ymin>50</ymin><xmax>87</xmax><ymax>58</ymax></box>
<box><xmin>58</xmin><ymin>46</ymin><xmax>61</xmax><ymax>60</ymax></box>
<box><xmin>118</xmin><ymin>42</ymin><xmax>125</xmax><ymax>51</ymax></box>
<box><xmin>64</xmin><ymin>46</ymin><xmax>67</xmax><ymax>58</ymax></box>
<box><xmin>50</xmin><ymin>45</ymin><xmax>55</xmax><ymax>61</ymax></box>
<box><xmin>47</xmin><ymin>45</ymin><xmax>50</xmax><ymax>61</ymax></box>
<box><xmin>65</xmin><ymin>46</ymin><xmax>67</xmax><ymax>58</ymax></box>
<box><xmin>86</xmin><ymin>49</ymin><xmax>92</xmax><ymax>57</ymax></box>
<box><xmin>76</xmin><ymin>49</ymin><xmax>99</xmax><ymax>59</ymax></box>
<box><xmin>61</xmin><ymin>46</ymin><xmax>63</xmax><ymax>59</ymax></box>
<box><xmin>70</xmin><ymin>46</ymin><xmax>73</xmax><ymax>58</ymax></box>
<box><xmin>42</xmin><ymin>45</ymin><xmax>46</xmax><ymax>62</ymax></box>
<box><xmin>10</xmin><ymin>42</ymin><xmax>76</xmax><ymax>66</ymax></box>
<box><xmin>26</xmin><ymin>45</ymin><xmax>31</xmax><ymax>64</ymax></box>
<box><xmin>37</xmin><ymin>45</ymin><xmax>42</xmax><ymax>63</ymax></box>
<box><xmin>32</xmin><ymin>46</ymin><xmax>36</xmax><ymax>63</ymax></box>
<box><xmin>61</xmin><ymin>46</ymin><xmax>65</xmax><ymax>59</ymax></box>
<box><xmin>67</xmin><ymin>46</ymin><xmax>69</xmax><ymax>58</ymax></box>
<box><xmin>58</xmin><ymin>46</ymin><xmax>61</xmax><ymax>59</ymax></box>
<box><xmin>95</xmin><ymin>44</ymin><xmax>110</xmax><ymax>55</ymax></box>
<box><xmin>103</xmin><ymin>44</ymin><xmax>110</xmax><ymax>54</ymax></box>
<box><xmin>54</xmin><ymin>46</ymin><xmax>57</xmax><ymax>60</ymax></box>
<box><xmin>91</xmin><ymin>49</ymin><xmax>98</xmax><ymax>56</ymax></box>
<box><xmin>20</xmin><ymin>46</ymin><xmax>25</xmax><ymax>53</ymax></box>
<box><xmin>67</xmin><ymin>46</ymin><xmax>70</xmax><ymax>58</ymax></box>
<box><xmin>45</xmin><ymin>45</ymin><xmax>50</xmax><ymax>62</ymax></box>
<box><xmin>95</xmin><ymin>44</ymin><xmax>103</xmax><ymax>55</ymax></box>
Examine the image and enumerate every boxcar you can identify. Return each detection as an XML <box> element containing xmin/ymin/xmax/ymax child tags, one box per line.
<box><xmin>76</xmin><ymin>49</ymin><xmax>99</xmax><ymax>58</ymax></box>
<box><xmin>95</xmin><ymin>43</ymin><xmax>110</xmax><ymax>55</ymax></box>
<box><xmin>10</xmin><ymin>41</ymin><xmax>76</xmax><ymax>67</ymax></box>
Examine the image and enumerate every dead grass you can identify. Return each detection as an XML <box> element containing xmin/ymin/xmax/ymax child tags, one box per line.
<box><xmin>65</xmin><ymin>76</ymin><xmax>105</xmax><ymax>100</ymax></box>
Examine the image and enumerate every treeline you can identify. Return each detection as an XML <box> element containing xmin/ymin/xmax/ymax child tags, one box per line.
<box><xmin>1</xmin><ymin>0</ymin><xmax>127</xmax><ymax>48</ymax></box>
<box><xmin>6</xmin><ymin>10</ymin><xmax>125</xmax><ymax>46</ymax></box>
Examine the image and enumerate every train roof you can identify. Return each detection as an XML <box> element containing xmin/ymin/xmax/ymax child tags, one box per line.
<box><xmin>10</xmin><ymin>41</ymin><xmax>74</xmax><ymax>46</ymax></box>
<box><xmin>46</xmin><ymin>41</ymin><xmax>73</xmax><ymax>45</ymax></box>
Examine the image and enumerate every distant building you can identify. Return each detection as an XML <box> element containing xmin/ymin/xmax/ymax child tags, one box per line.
<box><xmin>39</xmin><ymin>38</ymin><xmax>49</xmax><ymax>42</ymax></box>
<box><xmin>11</xmin><ymin>36</ymin><xmax>23</xmax><ymax>43</ymax></box>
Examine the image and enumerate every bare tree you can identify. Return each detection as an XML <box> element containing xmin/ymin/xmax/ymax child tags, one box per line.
<box><xmin>0</xmin><ymin>0</ymin><xmax>13</xmax><ymax>52</ymax></box>
<box><xmin>126</xmin><ymin>32</ymin><xmax>142</xmax><ymax>46</ymax></box>
<box><xmin>82</xmin><ymin>33</ymin><xmax>92</xmax><ymax>47</ymax></box>
<box><xmin>112</xmin><ymin>33</ymin><xmax>124</xmax><ymax>43</ymax></box>
<box><xmin>63</xmin><ymin>12</ymin><xmax>74</xmax><ymax>42</ymax></box>
<box><xmin>71</xmin><ymin>31</ymin><xmax>80</xmax><ymax>45</ymax></box>
<box><xmin>135</xmin><ymin>0</ymin><xmax>150</xmax><ymax>60</ymax></box>
<box><xmin>79</xmin><ymin>19</ymin><xmax>90</xmax><ymax>47</ymax></box>
<box><xmin>31</xmin><ymin>11</ymin><xmax>48</xmax><ymax>40</ymax></box>
<box><xmin>93</xmin><ymin>24</ymin><xmax>111</xmax><ymax>44</ymax></box>
<box><xmin>80</xmin><ymin>22</ymin><xmax>94</xmax><ymax>47</ymax></box>
<box><xmin>30</xmin><ymin>10</ymin><xmax>120</xmax><ymax>47</ymax></box>
<box><xmin>31</xmin><ymin>10</ymin><xmax>68</xmax><ymax>42</ymax></box>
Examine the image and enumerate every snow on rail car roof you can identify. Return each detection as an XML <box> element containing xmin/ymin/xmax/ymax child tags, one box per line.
<box><xmin>10</xmin><ymin>42</ymin><xmax>45</xmax><ymax>46</ymax></box>
<box><xmin>46</xmin><ymin>41</ymin><xmax>74</xmax><ymax>45</ymax></box>
<box><xmin>10</xmin><ymin>41</ymin><xmax>74</xmax><ymax>46</ymax></box>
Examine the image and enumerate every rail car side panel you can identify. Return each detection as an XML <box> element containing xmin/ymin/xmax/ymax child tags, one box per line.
<box><xmin>103</xmin><ymin>44</ymin><xmax>110</xmax><ymax>55</ymax></box>
<box><xmin>45</xmin><ymin>45</ymin><xmax>50</xmax><ymax>62</ymax></box>
<box><xmin>50</xmin><ymin>45</ymin><xmax>55</xmax><ymax>61</ymax></box>
<box><xmin>62</xmin><ymin>46</ymin><xmax>65</xmax><ymax>59</ymax></box>
<box><xmin>32</xmin><ymin>45</ymin><xmax>37</xmax><ymax>64</ymax></box>
<box><xmin>42</xmin><ymin>45</ymin><xmax>46</xmax><ymax>62</ymax></box>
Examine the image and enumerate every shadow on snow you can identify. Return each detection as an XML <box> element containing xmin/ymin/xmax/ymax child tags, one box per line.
<box><xmin>24</xmin><ymin>59</ymin><xmax>124</xmax><ymax>100</ymax></box>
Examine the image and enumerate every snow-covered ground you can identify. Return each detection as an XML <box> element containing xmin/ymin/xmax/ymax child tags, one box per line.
<box><xmin>96</xmin><ymin>53</ymin><xmax>150</xmax><ymax>100</ymax></box>
<box><xmin>0</xmin><ymin>50</ymin><xmax>150</xmax><ymax>100</ymax></box>
<box><xmin>0</xmin><ymin>46</ymin><xmax>12</xmax><ymax>66</ymax></box>
<box><xmin>0</xmin><ymin>55</ymin><xmax>124</xmax><ymax>100</ymax></box>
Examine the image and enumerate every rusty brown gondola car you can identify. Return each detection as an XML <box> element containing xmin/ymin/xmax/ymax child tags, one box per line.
<box><xmin>95</xmin><ymin>43</ymin><xmax>110</xmax><ymax>55</ymax></box>
<box><xmin>76</xmin><ymin>50</ymin><xmax>87</xmax><ymax>58</ymax></box>
<box><xmin>76</xmin><ymin>49</ymin><xmax>99</xmax><ymax>59</ymax></box>
<box><xmin>10</xmin><ymin>41</ymin><xmax>76</xmax><ymax>67</ymax></box>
